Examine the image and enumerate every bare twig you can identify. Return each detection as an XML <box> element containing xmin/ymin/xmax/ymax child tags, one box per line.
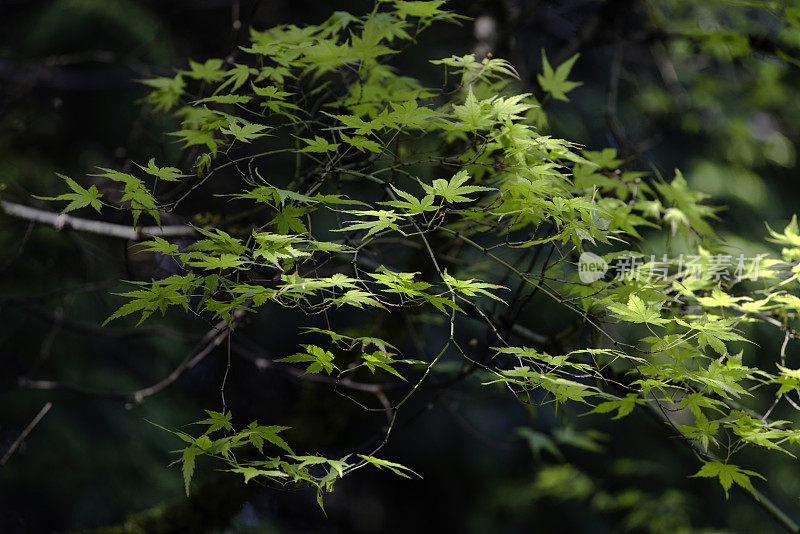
<box><xmin>1</xmin><ymin>402</ymin><xmax>53</xmax><ymax>466</ymax></box>
<box><xmin>18</xmin><ymin>310</ymin><xmax>244</xmax><ymax>406</ymax></box>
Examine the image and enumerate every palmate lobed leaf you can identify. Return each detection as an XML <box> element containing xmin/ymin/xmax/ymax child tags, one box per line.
<box><xmin>275</xmin><ymin>344</ymin><xmax>337</xmax><ymax>375</ymax></box>
<box><xmin>585</xmin><ymin>394</ymin><xmax>644</xmax><ymax>420</ymax></box>
<box><xmin>219</xmin><ymin>120</ymin><xmax>270</xmax><ymax>142</ymax></box>
<box><xmin>691</xmin><ymin>461</ymin><xmax>764</xmax><ymax>498</ymax></box>
<box><xmin>420</xmin><ymin>169</ymin><xmax>493</xmax><ymax>204</ymax></box>
<box><xmin>136</xmin><ymin>158</ymin><xmax>188</xmax><ymax>182</ymax></box>
<box><xmin>139</xmin><ymin>73</ymin><xmax>185</xmax><ymax>112</ymax></box>
<box><xmin>299</xmin><ymin>135</ymin><xmax>340</xmax><ymax>153</ymax></box>
<box><xmin>35</xmin><ymin>173</ymin><xmax>103</xmax><ymax>213</ymax></box>
<box><xmin>537</xmin><ymin>51</ymin><xmax>582</xmax><ymax>101</ymax></box>
<box><xmin>357</xmin><ymin>455</ymin><xmax>421</xmax><ymax>479</ymax></box>
<box><xmin>606</xmin><ymin>294</ymin><xmax>670</xmax><ymax>325</ymax></box>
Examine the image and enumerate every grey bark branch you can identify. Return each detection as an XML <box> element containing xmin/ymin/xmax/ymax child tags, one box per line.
<box><xmin>0</xmin><ymin>201</ymin><xmax>195</xmax><ymax>240</ymax></box>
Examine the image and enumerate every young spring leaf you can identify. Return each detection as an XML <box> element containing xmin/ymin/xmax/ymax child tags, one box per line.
<box><xmin>35</xmin><ymin>174</ymin><xmax>103</xmax><ymax>214</ymax></box>
<box><xmin>420</xmin><ymin>169</ymin><xmax>492</xmax><ymax>204</ymax></box>
<box><xmin>357</xmin><ymin>455</ymin><xmax>421</xmax><ymax>479</ymax></box>
<box><xmin>537</xmin><ymin>51</ymin><xmax>582</xmax><ymax>101</ymax></box>
<box><xmin>691</xmin><ymin>460</ymin><xmax>764</xmax><ymax>498</ymax></box>
<box><xmin>606</xmin><ymin>294</ymin><xmax>670</xmax><ymax>326</ymax></box>
<box><xmin>275</xmin><ymin>345</ymin><xmax>337</xmax><ymax>375</ymax></box>
<box><xmin>136</xmin><ymin>158</ymin><xmax>188</xmax><ymax>182</ymax></box>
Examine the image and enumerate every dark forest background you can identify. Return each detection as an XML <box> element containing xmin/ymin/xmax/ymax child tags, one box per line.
<box><xmin>3</xmin><ymin>1</ymin><xmax>800</xmax><ymax>532</ymax></box>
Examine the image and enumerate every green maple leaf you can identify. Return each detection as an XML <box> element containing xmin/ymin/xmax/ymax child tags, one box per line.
<box><xmin>138</xmin><ymin>236</ymin><xmax>182</xmax><ymax>257</ymax></box>
<box><xmin>338</xmin><ymin>210</ymin><xmax>403</xmax><ymax>237</ymax></box>
<box><xmin>730</xmin><ymin>417</ymin><xmax>794</xmax><ymax>455</ymax></box>
<box><xmin>678</xmin><ymin>392</ymin><xmax>726</xmax><ymax>418</ymax></box>
<box><xmin>691</xmin><ymin>460</ymin><xmax>764</xmax><ymax>498</ymax></box>
<box><xmin>325</xmin><ymin>112</ymin><xmax>381</xmax><ymax>135</ymax></box>
<box><xmin>340</xmin><ymin>133</ymin><xmax>383</xmax><ymax>153</ymax></box>
<box><xmin>185</xmin><ymin>58</ymin><xmax>226</xmax><ymax>82</ymax></box>
<box><xmin>767</xmin><ymin>214</ymin><xmax>800</xmax><ymax>247</ymax></box>
<box><xmin>188</xmin><ymin>253</ymin><xmax>247</xmax><ymax>270</ymax></box>
<box><xmin>90</xmin><ymin>168</ymin><xmax>160</xmax><ymax>226</ymax></box>
<box><xmin>393</xmin><ymin>0</ymin><xmax>448</xmax><ymax>19</ymax></box>
<box><xmin>369</xmin><ymin>270</ymin><xmax>431</xmax><ymax>299</ymax></box>
<box><xmin>246</xmin><ymin>423</ymin><xmax>294</xmax><ymax>454</ymax></box>
<box><xmin>675</xmin><ymin>412</ymin><xmax>720</xmax><ymax>452</ymax></box>
<box><xmin>357</xmin><ymin>455</ymin><xmax>420</xmax><ymax>479</ymax></box>
<box><xmin>443</xmin><ymin>271</ymin><xmax>507</xmax><ymax>303</ymax></box>
<box><xmin>139</xmin><ymin>74</ymin><xmax>185</xmax><ymax>112</ymax></box>
<box><xmin>35</xmin><ymin>173</ymin><xmax>102</xmax><ymax>213</ymax></box>
<box><xmin>489</xmin><ymin>94</ymin><xmax>533</xmax><ymax>121</ymax></box>
<box><xmin>606</xmin><ymin>294</ymin><xmax>670</xmax><ymax>325</ymax></box>
<box><xmin>195</xmin><ymin>94</ymin><xmax>252</xmax><ymax>105</ymax></box>
<box><xmin>333</xmin><ymin>290</ymin><xmax>386</xmax><ymax>309</ymax></box>
<box><xmin>677</xmin><ymin>317</ymin><xmax>746</xmax><ymax>355</ymax></box>
<box><xmin>271</xmin><ymin>205</ymin><xmax>310</xmax><ymax>234</ymax></box>
<box><xmin>194</xmin><ymin>410</ymin><xmax>233</xmax><ymax>433</ymax></box>
<box><xmin>103</xmin><ymin>275</ymin><xmax>193</xmax><ymax>325</ymax></box>
<box><xmin>252</xmin><ymin>232</ymin><xmax>310</xmax><ymax>266</ymax></box>
<box><xmin>302</xmin><ymin>39</ymin><xmax>356</xmax><ymax>74</ymax></box>
<box><xmin>169</xmin><ymin>129</ymin><xmax>220</xmax><ymax>152</ymax></box>
<box><xmin>215</xmin><ymin>64</ymin><xmax>256</xmax><ymax>93</ymax></box>
<box><xmin>275</xmin><ymin>345</ymin><xmax>337</xmax><ymax>375</ymax></box>
<box><xmin>136</xmin><ymin>158</ymin><xmax>187</xmax><ymax>182</ymax></box>
<box><xmin>585</xmin><ymin>393</ymin><xmax>643</xmax><ymax>419</ymax></box>
<box><xmin>361</xmin><ymin>350</ymin><xmax>408</xmax><ymax>381</ymax></box>
<box><xmin>656</xmin><ymin>170</ymin><xmax>719</xmax><ymax>237</ymax></box>
<box><xmin>299</xmin><ymin>135</ymin><xmax>340</xmax><ymax>153</ymax></box>
<box><xmin>451</xmin><ymin>88</ymin><xmax>493</xmax><ymax>131</ymax></box>
<box><xmin>385</xmin><ymin>100</ymin><xmax>439</xmax><ymax>130</ymax></box>
<box><xmin>583</xmin><ymin>148</ymin><xmax>622</xmax><ymax>169</ymax></box>
<box><xmin>421</xmin><ymin>170</ymin><xmax>492</xmax><ymax>204</ymax></box>
<box><xmin>181</xmin><ymin>447</ymin><xmax>196</xmax><ymax>496</ymax></box>
<box><xmin>380</xmin><ymin>185</ymin><xmax>436</xmax><ymax>214</ymax></box>
<box><xmin>696</xmin><ymin>288</ymin><xmax>749</xmax><ymax>308</ymax></box>
<box><xmin>229</xmin><ymin>466</ymin><xmax>288</xmax><ymax>484</ymax></box>
<box><xmin>252</xmin><ymin>84</ymin><xmax>292</xmax><ymax>100</ymax></box>
<box><xmin>220</xmin><ymin>120</ymin><xmax>270</xmax><ymax>143</ymax></box>
<box><xmin>537</xmin><ymin>51</ymin><xmax>582</xmax><ymax>101</ymax></box>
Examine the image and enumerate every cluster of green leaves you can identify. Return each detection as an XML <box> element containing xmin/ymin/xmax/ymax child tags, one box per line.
<box><xmin>37</xmin><ymin>0</ymin><xmax>800</xmax><ymax>518</ymax></box>
<box><xmin>153</xmin><ymin>410</ymin><xmax>415</xmax><ymax>511</ymax></box>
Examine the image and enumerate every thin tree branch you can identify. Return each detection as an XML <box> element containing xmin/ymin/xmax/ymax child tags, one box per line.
<box><xmin>17</xmin><ymin>311</ymin><xmax>244</xmax><ymax>406</ymax></box>
<box><xmin>1</xmin><ymin>402</ymin><xmax>53</xmax><ymax>466</ymax></box>
<box><xmin>1</xmin><ymin>201</ymin><xmax>195</xmax><ymax>240</ymax></box>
